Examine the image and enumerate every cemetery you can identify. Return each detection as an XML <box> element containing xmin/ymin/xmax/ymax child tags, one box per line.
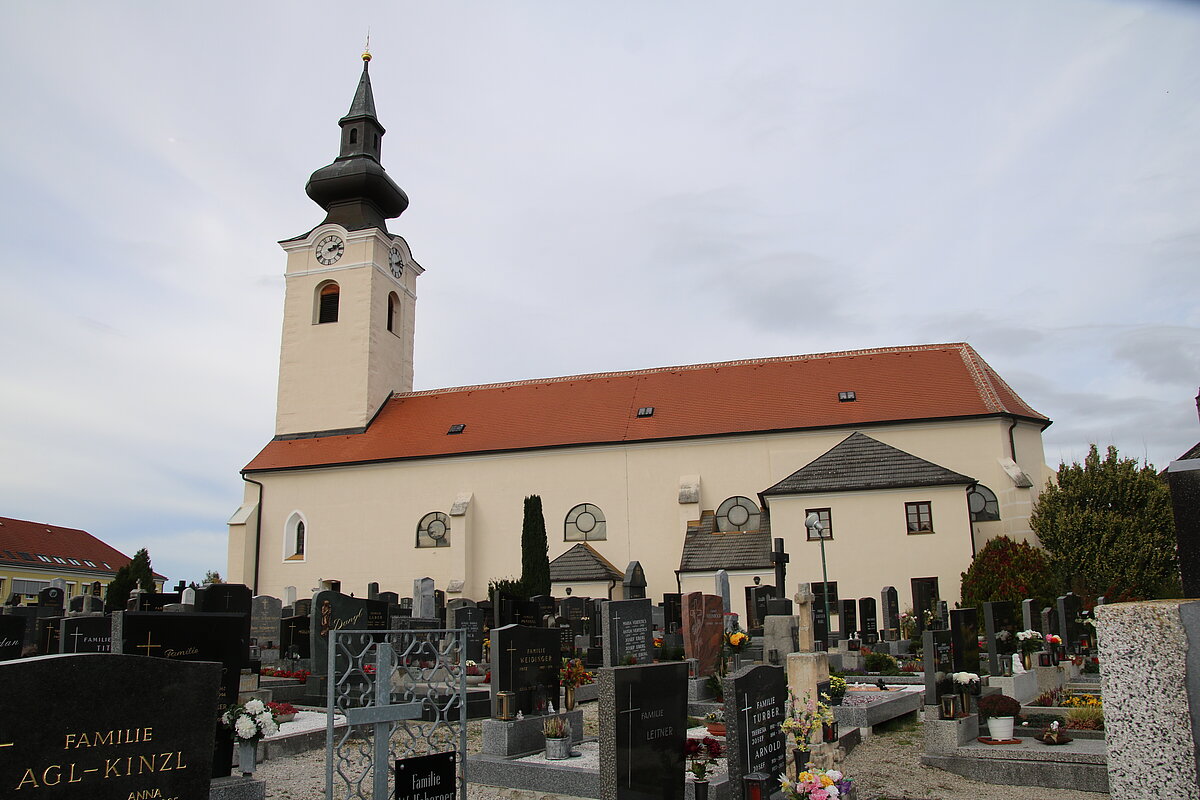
<box><xmin>8</xmin><ymin>548</ymin><xmax>1200</xmax><ymax>800</ymax></box>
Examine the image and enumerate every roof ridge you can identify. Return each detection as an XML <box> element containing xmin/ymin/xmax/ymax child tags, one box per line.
<box><xmin>397</xmin><ymin>342</ymin><xmax>972</xmax><ymax>399</ymax></box>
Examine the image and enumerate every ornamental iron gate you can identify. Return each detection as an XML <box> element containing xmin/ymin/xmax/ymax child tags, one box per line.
<box><xmin>326</xmin><ymin>628</ymin><xmax>467</xmax><ymax>800</ymax></box>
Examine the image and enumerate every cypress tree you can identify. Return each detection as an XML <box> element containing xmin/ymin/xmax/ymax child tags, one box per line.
<box><xmin>520</xmin><ymin>495</ymin><xmax>551</xmax><ymax>597</ymax></box>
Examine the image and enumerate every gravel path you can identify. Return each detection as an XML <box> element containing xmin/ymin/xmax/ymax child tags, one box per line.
<box><xmin>251</xmin><ymin>705</ymin><xmax>1110</xmax><ymax>800</ymax></box>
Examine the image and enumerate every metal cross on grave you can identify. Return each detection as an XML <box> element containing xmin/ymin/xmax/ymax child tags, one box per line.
<box><xmin>136</xmin><ymin>631</ymin><xmax>161</xmax><ymax>656</ymax></box>
<box><xmin>771</xmin><ymin>538</ymin><xmax>789</xmax><ymax>599</ymax></box>
<box><xmin>618</xmin><ymin>684</ymin><xmax>641</xmax><ymax>787</ymax></box>
<box><xmin>68</xmin><ymin>629</ymin><xmax>85</xmax><ymax>653</ymax></box>
<box><xmin>741</xmin><ymin>694</ymin><xmax>756</xmax><ymax>770</ymax></box>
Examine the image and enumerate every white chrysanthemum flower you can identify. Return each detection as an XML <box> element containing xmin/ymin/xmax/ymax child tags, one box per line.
<box><xmin>221</xmin><ymin>711</ymin><xmax>232</xmax><ymax>726</ymax></box>
<box><xmin>257</xmin><ymin>717</ymin><xmax>279</xmax><ymax>737</ymax></box>
<box><xmin>244</xmin><ymin>699</ymin><xmax>266</xmax><ymax>715</ymax></box>
<box><xmin>826</xmin><ymin>770</ymin><xmax>842</xmax><ymax>782</ymax></box>
<box><xmin>235</xmin><ymin>716</ymin><xmax>257</xmax><ymax>740</ymax></box>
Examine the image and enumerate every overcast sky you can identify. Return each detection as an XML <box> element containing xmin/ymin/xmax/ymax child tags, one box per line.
<box><xmin>1</xmin><ymin>2</ymin><xmax>1197</xmax><ymax>587</ymax></box>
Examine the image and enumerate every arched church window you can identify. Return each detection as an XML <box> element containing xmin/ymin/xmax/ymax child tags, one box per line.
<box><xmin>316</xmin><ymin>282</ymin><xmax>339</xmax><ymax>324</ymax></box>
<box><xmin>349</xmin><ymin>128</ymin><xmax>358</xmax><ymax>145</ymax></box>
<box><xmin>564</xmin><ymin>503</ymin><xmax>606</xmax><ymax>542</ymax></box>
<box><xmin>387</xmin><ymin>292</ymin><xmax>400</xmax><ymax>334</ymax></box>
<box><xmin>967</xmin><ymin>484</ymin><xmax>1001</xmax><ymax>522</ymax></box>
<box><xmin>715</xmin><ymin>496</ymin><xmax>760</xmax><ymax>532</ymax></box>
<box><xmin>417</xmin><ymin>512</ymin><xmax>451</xmax><ymax>548</ymax></box>
<box><xmin>285</xmin><ymin>512</ymin><xmax>307</xmax><ymax>561</ymax></box>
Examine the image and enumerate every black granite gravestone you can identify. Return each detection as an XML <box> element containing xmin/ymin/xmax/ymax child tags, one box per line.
<box><xmin>859</xmin><ymin>597</ymin><xmax>879</xmax><ymax>644</ymax></box>
<box><xmin>601</xmin><ymin>661</ymin><xmax>688</xmax><ymax>800</ymax></box>
<box><xmin>982</xmin><ymin>600</ymin><xmax>1018</xmax><ymax>675</ymax></box>
<box><xmin>310</xmin><ymin>590</ymin><xmax>389</xmax><ymax>676</ymax></box>
<box><xmin>661</xmin><ymin>593</ymin><xmax>682</xmax><ymax>633</ymax></box>
<box><xmin>911</xmin><ymin>578</ymin><xmax>938</xmax><ymax>636</ymax></box>
<box><xmin>0</xmin><ymin>614</ymin><xmax>26</xmax><ymax>660</ymax></box>
<box><xmin>112</xmin><ymin>611</ymin><xmax>247</xmax><ymax>777</ymax></box>
<box><xmin>1057</xmin><ymin>593</ymin><xmax>1084</xmax><ymax>653</ymax></box>
<box><xmin>530</xmin><ymin>595</ymin><xmax>556</xmax><ymax>625</ymax></box>
<box><xmin>0</xmin><ymin>654</ymin><xmax>220</xmax><ymax>800</ymax></box>
<box><xmin>602</xmin><ymin>598</ymin><xmax>653</xmax><ymax>666</ymax></box>
<box><xmin>37</xmin><ymin>617</ymin><xmax>62</xmax><ymax>655</ymax></box>
<box><xmin>839</xmin><ymin>599</ymin><xmax>857</xmax><ymax>641</ymax></box>
<box><xmin>623</xmin><ymin>561</ymin><xmax>648</xmax><ymax>600</ymax></box>
<box><xmin>1022</xmin><ymin>598</ymin><xmax>1040</xmax><ymax>632</ymax></box>
<box><xmin>492</xmin><ymin>624</ymin><xmax>560</xmax><ymax>715</ymax></box>
<box><xmin>455</xmin><ymin>605</ymin><xmax>486</xmax><ymax>663</ymax></box>
<box><xmin>949</xmin><ymin>607</ymin><xmax>980</xmax><ymax>673</ymax></box>
<box><xmin>923</xmin><ymin>628</ymin><xmax>954</xmax><ymax>705</ymax></box>
<box><xmin>559</xmin><ymin>619</ymin><xmax>576</xmax><ymax>658</ymax></box>
<box><xmin>59</xmin><ymin>615</ymin><xmax>112</xmax><ymax>653</ymax></box>
<box><xmin>199</xmin><ymin>583</ymin><xmax>252</xmax><ymax>615</ymax></box>
<box><xmin>279</xmin><ymin>614</ymin><xmax>311</xmax><ymax>659</ymax></box>
<box><xmin>37</xmin><ymin>587</ymin><xmax>65</xmax><ymax>611</ymax></box>
<box><xmin>560</xmin><ymin>596</ymin><xmax>588</xmax><ymax>639</ymax></box>
<box><xmin>378</xmin><ymin>591</ymin><xmax>400</xmax><ymax>605</ymax></box>
<box><xmin>136</xmin><ymin>592</ymin><xmax>182</xmax><ymax>611</ymax></box>
<box><xmin>881</xmin><ymin>586</ymin><xmax>900</xmax><ymax>636</ymax></box>
<box><xmin>724</xmin><ymin>665</ymin><xmax>788</xmax><ymax>800</ymax></box>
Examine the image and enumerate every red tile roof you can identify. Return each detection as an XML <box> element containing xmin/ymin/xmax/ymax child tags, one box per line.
<box><xmin>246</xmin><ymin>342</ymin><xmax>1049</xmax><ymax>473</ymax></box>
<box><xmin>0</xmin><ymin>516</ymin><xmax>163</xmax><ymax>579</ymax></box>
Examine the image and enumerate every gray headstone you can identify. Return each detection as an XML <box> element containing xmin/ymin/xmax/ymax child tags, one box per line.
<box><xmin>1022</xmin><ymin>598</ymin><xmax>1039</xmax><ymax>632</ymax></box>
<box><xmin>602</xmin><ymin>598</ymin><xmax>654</xmax><ymax>666</ymax></box>
<box><xmin>414</xmin><ymin>577</ymin><xmax>436</xmax><ymax>620</ymax></box>
<box><xmin>715</xmin><ymin>570</ymin><xmax>731</xmax><ymax>613</ymax></box>
<box><xmin>250</xmin><ymin>595</ymin><xmax>283</xmax><ymax>649</ymax></box>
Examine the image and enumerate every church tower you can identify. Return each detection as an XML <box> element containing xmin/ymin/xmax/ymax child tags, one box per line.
<box><xmin>274</xmin><ymin>52</ymin><xmax>423</xmax><ymax>437</ymax></box>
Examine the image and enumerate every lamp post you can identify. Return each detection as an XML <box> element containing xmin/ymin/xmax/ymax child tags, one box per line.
<box><xmin>806</xmin><ymin>512</ymin><xmax>830</xmax><ymax>650</ymax></box>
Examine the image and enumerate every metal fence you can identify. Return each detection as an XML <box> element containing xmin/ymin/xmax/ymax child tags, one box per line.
<box><xmin>326</xmin><ymin>628</ymin><xmax>467</xmax><ymax>800</ymax></box>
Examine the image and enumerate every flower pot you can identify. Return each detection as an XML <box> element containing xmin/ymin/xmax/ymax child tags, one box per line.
<box><xmin>544</xmin><ymin>736</ymin><xmax>571</xmax><ymax>760</ymax></box>
<box><xmin>1021</xmin><ymin>652</ymin><xmax>1033</xmax><ymax>671</ymax></box>
<box><xmin>705</xmin><ymin>722</ymin><xmax>726</xmax><ymax>737</ymax></box>
<box><xmin>564</xmin><ymin>686</ymin><xmax>576</xmax><ymax>711</ymax></box>
<box><xmin>692</xmin><ymin>779</ymin><xmax>710</xmax><ymax>800</ymax></box>
<box><xmin>792</xmin><ymin>748</ymin><xmax>810</xmax><ymax>776</ymax></box>
<box><xmin>466</xmin><ymin>674</ymin><xmax>485</xmax><ymax>686</ymax></box>
<box><xmin>238</xmin><ymin>741</ymin><xmax>257</xmax><ymax>776</ymax></box>
<box><xmin>274</xmin><ymin>713</ymin><xmax>297</xmax><ymax>724</ymax></box>
<box><xmin>988</xmin><ymin>716</ymin><xmax>1016</xmax><ymax>741</ymax></box>
<box><xmin>828</xmin><ymin>694</ymin><xmax>843</xmax><ymax>706</ymax></box>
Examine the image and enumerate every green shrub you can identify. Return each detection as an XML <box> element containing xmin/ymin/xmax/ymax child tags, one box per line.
<box><xmin>864</xmin><ymin>651</ymin><xmax>900</xmax><ymax>675</ymax></box>
<box><xmin>960</xmin><ymin>536</ymin><xmax>1055</xmax><ymax>611</ymax></box>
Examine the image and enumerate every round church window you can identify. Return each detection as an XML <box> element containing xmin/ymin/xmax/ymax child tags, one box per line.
<box><xmin>716</xmin><ymin>496</ymin><xmax>760</xmax><ymax>532</ymax></box>
<box><xmin>416</xmin><ymin>511</ymin><xmax>451</xmax><ymax>548</ymax></box>
<box><xmin>565</xmin><ymin>503</ymin><xmax>606</xmax><ymax>542</ymax></box>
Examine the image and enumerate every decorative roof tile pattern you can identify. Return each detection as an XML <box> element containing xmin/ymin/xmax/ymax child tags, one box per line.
<box><xmin>678</xmin><ymin>511</ymin><xmax>773</xmax><ymax>572</ymax></box>
<box><xmin>0</xmin><ymin>516</ymin><xmax>162</xmax><ymax>578</ymax></box>
<box><xmin>549</xmin><ymin>543</ymin><xmax>623</xmax><ymax>583</ymax></box>
<box><xmin>246</xmin><ymin>343</ymin><xmax>1048</xmax><ymax>472</ymax></box>
<box><xmin>761</xmin><ymin>432</ymin><xmax>975</xmax><ymax>496</ymax></box>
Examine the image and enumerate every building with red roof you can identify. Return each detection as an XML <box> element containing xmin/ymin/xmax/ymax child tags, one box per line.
<box><xmin>227</xmin><ymin>57</ymin><xmax>1053</xmax><ymax>622</ymax></box>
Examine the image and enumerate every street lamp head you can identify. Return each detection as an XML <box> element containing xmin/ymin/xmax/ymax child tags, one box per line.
<box><xmin>805</xmin><ymin>513</ymin><xmax>824</xmax><ymax>533</ymax></box>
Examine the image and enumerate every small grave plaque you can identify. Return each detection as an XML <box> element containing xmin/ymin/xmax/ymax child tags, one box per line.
<box><xmin>395</xmin><ymin>750</ymin><xmax>457</xmax><ymax>800</ymax></box>
<box><xmin>0</xmin><ymin>654</ymin><xmax>220</xmax><ymax>800</ymax></box>
<box><xmin>600</xmin><ymin>661</ymin><xmax>688</xmax><ymax>800</ymax></box>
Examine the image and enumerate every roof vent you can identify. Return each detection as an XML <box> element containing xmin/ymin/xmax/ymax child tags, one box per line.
<box><xmin>838</xmin><ymin>391</ymin><xmax>856</xmax><ymax>402</ymax></box>
<box><xmin>636</xmin><ymin>407</ymin><xmax>655</xmax><ymax>418</ymax></box>
<box><xmin>447</xmin><ymin>423</ymin><xmax>466</xmax><ymax>435</ymax></box>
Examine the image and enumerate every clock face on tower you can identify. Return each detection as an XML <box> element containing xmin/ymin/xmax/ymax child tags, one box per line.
<box><xmin>389</xmin><ymin>247</ymin><xmax>403</xmax><ymax>279</ymax></box>
<box><xmin>315</xmin><ymin>234</ymin><xmax>344</xmax><ymax>265</ymax></box>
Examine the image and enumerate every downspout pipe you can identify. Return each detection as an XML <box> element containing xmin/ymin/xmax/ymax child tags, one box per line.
<box><xmin>242</xmin><ymin>474</ymin><xmax>265</xmax><ymax>595</ymax></box>
<box><xmin>1008</xmin><ymin>418</ymin><xmax>1019</xmax><ymax>461</ymax></box>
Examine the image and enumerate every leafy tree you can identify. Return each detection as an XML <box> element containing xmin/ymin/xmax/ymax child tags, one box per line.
<box><xmin>960</xmin><ymin>535</ymin><xmax>1056</xmax><ymax>610</ymax></box>
<box><xmin>129</xmin><ymin>548</ymin><xmax>157</xmax><ymax>592</ymax></box>
<box><xmin>1031</xmin><ymin>445</ymin><xmax>1177</xmax><ymax>602</ymax></box>
<box><xmin>520</xmin><ymin>495</ymin><xmax>551</xmax><ymax>597</ymax></box>
<box><xmin>204</xmin><ymin>570</ymin><xmax>224</xmax><ymax>585</ymax></box>
<box><xmin>104</xmin><ymin>565</ymin><xmax>135</xmax><ymax>610</ymax></box>
<box><xmin>488</xmin><ymin>577</ymin><xmax>527</xmax><ymax>603</ymax></box>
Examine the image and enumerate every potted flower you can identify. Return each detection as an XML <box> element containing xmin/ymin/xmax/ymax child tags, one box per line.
<box><xmin>780</xmin><ymin>768</ymin><xmax>855</xmax><ymax>800</ymax></box>
<box><xmin>221</xmin><ymin>698</ymin><xmax>279</xmax><ymax>776</ymax></box>
<box><xmin>724</xmin><ymin>629</ymin><xmax>751</xmax><ymax>671</ymax></box>
<box><xmin>559</xmin><ymin>658</ymin><xmax>593</xmax><ymax>710</ymax></box>
<box><xmin>1044</xmin><ymin>633</ymin><xmax>1063</xmax><ymax>663</ymax></box>
<box><xmin>827</xmin><ymin>675</ymin><xmax>847</xmax><ymax>706</ymax></box>
<box><xmin>465</xmin><ymin>660</ymin><xmax>486</xmax><ymax>686</ymax></box>
<box><xmin>684</xmin><ymin>736</ymin><xmax>723</xmax><ymax>800</ymax></box>
<box><xmin>704</xmin><ymin>709</ymin><xmax>726</xmax><ymax>737</ymax></box>
<box><xmin>1016</xmin><ymin>630</ymin><xmax>1044</xmax><ymax>671</ymax></box>
<box><xmin>976</xmin><ymin>693</ymin><xmax>1022</xmax><ymax>742</ymax></box>
<box><xmin>951</xmin><ymin>671</ymin><xmax>979</xmax><ymax>715</ymax></box>
<box><xmin>542</xmin><ymin>715</ymin><xmax>572</xmax><ymax>760</ymax></box>
<box><xmin>267</xmin><ymin>701</ymin><xmax>298</xmax><ymax>723</ymax></box>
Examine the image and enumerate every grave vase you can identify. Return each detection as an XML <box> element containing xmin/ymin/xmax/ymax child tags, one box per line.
<box><xmin>544</xmin><ymin>736</ymin><xmax>571</xmax><ymax>760</ymax></box>
<box><xmin>792</xmin><ymin>748</ymin><xmax>811</xmax><ymax>776</ymax></box>
<box><xmin>564</xmin><ymin>685</ymin><xmax>576</xmax><ymax>711</ymax></box>
<box><xmin>1021</xmin><ymin>652</ymin><xmax>1033</xmax><ymax>671</ymax></box>
<box><xmin>693</xmin><ymin>779</ymin><xmax>710</xmax><ymax>800</ymax></box>
<box><xmin>238</xmin><ymin>741</ymin><xmax>256</xmax><ymax>777</ymax></box>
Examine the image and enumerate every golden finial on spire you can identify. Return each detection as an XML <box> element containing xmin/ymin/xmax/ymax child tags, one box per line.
<box><xmin>362</xmin><ymin>30</ymin><xmax>372</xmax><ymax>62</ymax></box>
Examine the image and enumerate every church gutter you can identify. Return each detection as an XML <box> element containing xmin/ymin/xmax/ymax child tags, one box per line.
<box><xmin>242</xmin><ymin>474</ymin><xmax>265</xmax><ymax>594</ymax></box>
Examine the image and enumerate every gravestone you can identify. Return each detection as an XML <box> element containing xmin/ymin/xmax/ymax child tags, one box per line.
<box><xmin>949</xmin><ymin>607</ymin><xmax>980</xmax><ymax>673</ymax></box>
<box><xmin>530</xmin><ymin>595</ymin><xmax>556</xmax><ymax>625</ymax></box>
<box><xmin>250</xmin><ymin>594</ymin><xmax>283</xmax><ymax>649</ymax></box>
<box><xmin>559</xmin><ymin>618</ymin><xmax>576</xmax><ymax>657</ymax></box>
<box><xmin>881</xmin><ymin>586</ymin><xmax>900</xmax><ymax>638</ymax></box>
<box><xmin>112</xmin><ymin>610</ymin><xmax>247</xmax><ymax>777</ymax></box>
<box><xmin>715</xmin><ymin>569</ymin><xmax>731</xmax><ymax>614</ymax></box>
<box><xmin>681</xmin><ymin>592</ymin><xmax>724</xmax><ymax>676</ymax></box>
<box><xmin>811</xmin><ymin>602</ymin><xmax>829</xmax><ymax>651</ymax></box>
<box><xmin>745</xmin><ymin>585</ymin><xmax>775</xmax><ymax>634</ymax></box>
<box><xmin>0</xmin><ymin>654</ymin><xmax>221</xmax><ymax>800</ymax></box>
<box><xmin>378</xmin><ymin>591</ymin><xmax>400</xmax><ymax>606</ymax></box>
<box><xmin>911</xmin><ymin>579</ymin><xmax>938</xmax><ymax>636</ymax></box>
<box><xmin>661</xmin><ymin>593</ymin><xmax>682</xmax><ymax>633</ymax></box>
<box><xmin>1057</xmin><ymin>592</ymin><xmax>1084</xmax><ymax>653</ymax></box>
<box><xmin>414</xmin><ymin>577</ymin><xmax>436</xmax><ymax>620</ymax></box>
<box><xmin>1168</xmin><ymin>460</ymin><xmax>1200</xmax><ymax>597</ymax></box>
<box><xmin>839</xmin><ymin>599</ymin><xmax>857</xmax><ymax>641</ymax></box>
<box><xmin>68</xmin><ymin>594</ymin><xmax>105</xmax><ymax>614</ymax></box>
<box><xmin>37</xmin><ymin>586</ymin><xmax>65</xmax><ymax>612</ymax></box>
<box><xmin>491</xmin><ymin>624</ymin><xmax>560</xmax><ymax>715</ymax></box>
<box><xmin>724</xmin><ymin>665</ymin><xmax>788</xmax><ymax>800</ymax></box>
<box><xmin>59</xmin><ymin>615</ymin><xmax>111</xmax><ymax>653</ymax></box>
<box><xmin>294</xmin><ymin>597</ymin><xmax>313</xmax><ymax>618</ymax></box>
<box><xmin>793</xmin><ymin>583</ymin><xmax>816</xmax><ymax>651</ymax></box>
<box><xmin>37</xmin><ymin>617</ymin><xmax>62</xmax><ymax>655</ymax></box>
<box><xmin>623</xmin><ymin>561</ymin><xmax>647</xmax><ymax>600</ymax></box>
<box><xmin>602</xmin><ymin>598</ymin><xmax>654</xmax><ymax>666</ymax></box>
<box><xmin>199</xmin><ymin>583</ymin><xmax>253</xmax><ymax>615</ymax></box>
<box><xmin>434</xmin><ymin>589</ymin><xmax>446</xmax><ymax>627</ymax></box>
<box><xmin>1041</xmin><ymin>606</ymin><xmax>1059</xmax><ymax>643</ymax></box>
<box><xmin>453</xmin><ymin>605</ymin><xmax>486</xmax><ymax>663</ymax></box>
<box><xmin>367</xmin><ymin>582</ymin><xmax>380</xmax><ymax>600</ymax></box>
<box><xmin>560</xmin><ymin>596</ymin><xmax>588</xmax><ymax>639</ymax></box>
<box><xmin>310</xmin><ymin>591</ymin><xmax>389</xmax><ymax>677</ymax></box>
<box><xmin>982</xmin><ymin>600</ymin><xmax>1019</xmax><ymax>676</ymax></box>
<box><xmin>280</xmin><ymin>614</ymin><xmax>311</xmax><ymax>659</ymax></box>
<box><xmin>136</xmin><ymin>592</ymin><xmax>182</xmax><ymax>612</ymax></box>
<box><xmin>923</xmin><ymin>628</ymin><xmax>954</xmax><ymax>705</ymax></box>
<box><xmin>0</xmin><ymin>614</ymin><xmax>26</xmax><ymax>660</ymax></box>
<box><xmin>1022</xmin><ymin>598</ymin><xmax>1040</xmax><ymax>632</ymax></box>
<box><xmin>600</xmin><ymin>661</ymin><xmax>688</xmax><ymax>800</ymax></box>
<box><xmin>859</xmin><ymin>597</ymin><xmax>879</xmax><ymax>644</ymax></box>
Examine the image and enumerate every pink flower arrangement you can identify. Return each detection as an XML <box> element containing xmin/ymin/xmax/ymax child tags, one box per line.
<box><xmin>1045</xmin><ymin>634</ymin><xmax>1062</xmax><ymax>645</ymax></box>
<box><xmin>780</xmin><ymin>768</ymin><xmax>853</xmax><ymax>799</ymax></box>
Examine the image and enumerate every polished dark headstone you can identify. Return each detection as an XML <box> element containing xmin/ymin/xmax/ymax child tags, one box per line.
<box><xmin>491</xmin><ymin>624</ymin><xmax>560</xmax><ymax>715</ymax></box>
<box><xmin>982</xmin><ymin>600</ymin><xmax>1018</xmax><ymax>675</ymax></box>
<box><xmin>0</xmin><ymin>653</ymin><xmax>220</xmax><ymax>799</ymax></box>
<box><xmin>911</xmin><ymin>578</ymin><xmax>938</xmax><ymax>636</ymax></box>
<box><xmin>881</xmin><ymin>586</ymin><xmax>900</xmax><ymax>634</ymax></box>
<box><xmin>622</xmin><ymin>561</ymin><xmax>647</xmax><ymax>600</ymax></box>
<box><xmin>0</xmin><ymin>614</ymin><xmax>26</xmax><ymax>660</ymax></box>
<box><xmin>859</xmin><ymin>597</ymin><xmax>879</xmax><ymax>643</ymax></box>
<box><xmin>724</xmin><ymin>664</ymin><xmax>788</xmax><ymax>800</ymax></box>
<box><xmin>310</xmin><ymin>590</ymin><xmax>389</xmax><ymax>676</ymax></box>
<box><xmin>661</xmin><ymin>593</ymin><xmax>682</xmax><ymax>633</ymax></box>
<box><xmin>839</xmin><ymin>599</ymin><xmax>857</xmax><ymax>641</ymax></box>
<box><xmin>1057</xmin><ymin>593</ymin><xmax>1085</xmax><ymax>653</ymax></box>
<box><xmin>37</xmin><ymin>616</ymin><xmax>62</xmax><ymax>655</ymax></box>
<box><xmin>454</xmin><ymin>605</ymin><xmax>486</xmax><ymax>663</ymax></box>
<box><xmin>949</xmin><ymin>607</ymin><xmax>980</xmax><ymax>673</ymax></box>
<box><xmin>600</xmin><ymin>661</ymin><xmax>688</xmax><ymax>800</ymax></box>
<box><xmin>602</xmin><ymin>598</ymin><xmax>653</xmax><ymax>666</ymax></box>
<box><xmin>923</xmin><ymin>628</ymin><xmax>954</xmax><ymax>705</ymax></box>
<box><xmin>60</xmin><ymin>615</ymin><xmax>112</xmax><ymax>653</ymax></box>
<box><xmin>279</xmin><ymin>614</ymin><xmax>311</xmax><ymax>659</ymax></box>
<box><xmin>37</xmin><ymin>586</ymin><xmax>65</xmax><ymax>610</ymax></box>
<box><xmin>1169</xmin><ymin>461</ymin><xmax>1200</xmax><ymax>597</ymax></box>
<box><xmin>250</xmin><ymin>595</ymin><xmax>283</xmax><ymax>649</ymax></box>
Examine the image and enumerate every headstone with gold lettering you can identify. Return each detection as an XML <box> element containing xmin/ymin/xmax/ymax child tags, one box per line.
<box><xmin>490</xmin><ymin>623</ymin><xmax>560</xmax><ymax>715</ymax></box>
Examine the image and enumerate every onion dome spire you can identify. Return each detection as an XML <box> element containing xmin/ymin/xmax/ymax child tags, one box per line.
<box><xmin>305</xmin><ymin>52</ymin><xmax>409</xmax><ymax>232</ymax></box>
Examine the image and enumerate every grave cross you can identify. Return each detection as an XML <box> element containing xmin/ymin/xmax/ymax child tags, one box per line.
<box><xmin>68</xmin><ymin>629</ymin><xmax>85</xmax><ymax>653</ymax></box>
<box><xmin>771</xmin><ymin>538</ymin><xmax>789</xmax><ymax>599</ymax></box>
<box><xmin>741</xmin><ymin>695</ymin><xmax>756</xmax><ymax>770</ymax></box>
<box><xmin>618</xmin><ymin>685</ymin><xmax>641</xmax><ymax>786</ymax></box>
<box><xmin>136</xmin><ymin>631</ymin><xmax>161</xmax><ymax>656</ymax></box>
